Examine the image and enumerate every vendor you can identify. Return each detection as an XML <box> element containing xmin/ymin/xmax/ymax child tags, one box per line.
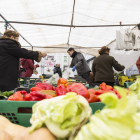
<box><xmin>92</xmin><ymin>46</ymin><xmax>125</xmax><ymax>87</ymax></box>
<box><xmin>53</xmin><ymin>63</ymin><xmax>62</xmax><ymax>77</ymax></box>
<box><xmin>0</xmin><ymin>30</ymin><xmax>47</xmax><ymax>92</ymax></box>
<box><xmin>67</xmin><ymin>48</ymin><xmax>91</xmax><ymax>85</ymax></box>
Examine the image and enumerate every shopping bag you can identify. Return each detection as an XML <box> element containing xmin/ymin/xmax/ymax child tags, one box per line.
<box><xmin>62</xmin><ymin>68</ymin><xmax>74</xmax><ymax>80</ymax></box>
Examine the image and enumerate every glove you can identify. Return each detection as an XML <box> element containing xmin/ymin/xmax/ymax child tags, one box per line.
<box><xmin>72</xmin><ymin>66</ymin><xmax>76</xmax><ymax>72</ymax></box>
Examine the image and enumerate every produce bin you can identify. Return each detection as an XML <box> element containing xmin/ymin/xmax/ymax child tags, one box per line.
<box><xmin>124</xmin><ymin>82</ymin><xmax>134</xmax><ymax>88</ymax></box>
<box><xmin>89</xmin><ymin>102</ymin><xmax>105</xmax><ymax>114</ymax></box>
<box><xmin>0</xmin><ymin>100</ymin><xmax>36</xmax><ymax>127</ymax></box>
<box><xmin>0</xmin><ymin>101</ymin><xmax>105</xmax><ymax>127</ymax></box>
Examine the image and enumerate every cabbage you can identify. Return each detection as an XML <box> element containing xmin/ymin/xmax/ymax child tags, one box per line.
<box><xmin>129</xmin><ymin>76</ymin><xmax>140</xmax><ymax>99</ymax></box>
<box><xmin>29</xmin><ymin>92</ymin><xmax>92</xmax><ymax>140</ymax></box>
<box><xmin>74</xmin><ymin>87</ymin><xmax>140</xmax><ymax>140</ymax></box>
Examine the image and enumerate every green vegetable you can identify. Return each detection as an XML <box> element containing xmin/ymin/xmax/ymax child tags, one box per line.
<box><xmin>129</xmin><ymin>76</ymin><xmax>140</xmax><ymax>99</ymax></box>
<box><xmin>29</xmin><ymin>92</ymin><xmax>92</xmax><ymax>140</ymax></box>
<box><xmin>74</xmin><ymin>87</ymin><xmax>140</xmax><ymax>140</ymax></box>
<box><xmin>0</xmin><ymin>90</ymin><xmax>14</xmax><ymax>98</ymax></box>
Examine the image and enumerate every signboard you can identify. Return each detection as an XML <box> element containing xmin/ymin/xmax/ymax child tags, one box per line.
<box><xmin>44</xmin><ymin>60</ymin><xmax>54</xmax><ymax>67</ymax></box>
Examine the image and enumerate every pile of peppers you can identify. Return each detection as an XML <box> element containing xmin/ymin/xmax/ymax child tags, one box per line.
<box><xmin>7</xmin><ymin>80</ymin><xmax>121</xmax><ymax>103</ymax></box>
<box><xmin>8</xmin><ymin>90</ymin><xmax>52</xmax><ymax>101</ymax></box>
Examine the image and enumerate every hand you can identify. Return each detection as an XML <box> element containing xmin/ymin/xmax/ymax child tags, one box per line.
<box><xmin>72</xmin><ymin>66</ymin><xmax>76</xmax><ymax>71</ymax></box>
<box><xmin>41</xmin><ymin>53</ymin><xmax>47</xmax><ymax>58</ymax></box>
<box><xmin>35</xmin><ymin>64</ymin><xmax>39</xmax><ymax>68</ymax></box>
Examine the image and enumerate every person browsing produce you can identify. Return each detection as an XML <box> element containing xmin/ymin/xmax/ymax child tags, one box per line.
<box><xmin>92</xmin><ymin>46</ymin><xmax>125</xmax><ymax>87</ymax></box>
<box><xmin>53</xmin><ymin>63</ymin><xmax>62</xmax><ymax>77</ymax></box>
<box><xmin>67</xmin><ymin>48</ymin><xmax>91</xmax><ymax>85</ymax></box>
<box><xmin>0</xmin><ymin>30</ymin><xmax>47</xmax><ymax>92</ymax></box>
<box><xmin>20</xmin><ymin>59</ymin><xmax>39</xmax><ymax>78</ymax></box>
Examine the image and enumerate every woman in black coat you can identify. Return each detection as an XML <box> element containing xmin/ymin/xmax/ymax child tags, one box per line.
<box><xmin>0</xmin><ymin>30</ymin><xmax>46</xmax><ymax>91</ymax></box>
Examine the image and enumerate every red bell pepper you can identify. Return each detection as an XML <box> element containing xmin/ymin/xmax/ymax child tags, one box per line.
<box><xmin>99</xmin><ymin>83</ymin><xmax>107</xmax><ymax>90</ymax></box>
<box><xmin>56</xmin><ymin>85</ymin><xmax>67</xmax><ymax>96</ymax></box>
<box><xmin>36</xmin><ymin>82</ymin><xmax>53</xmax><ymax>90</ymax></box>
<box><xmin>88</xmin><ymin>89</ymin><xmax>96</xmax><ymax>94</ymax></box>
<box><xmin>24</xmin><ymin>91</ymin><xmax>46</xmax><ymax>101</ymax></box>
<box><xmin>71</xmin><ymin>83</ymin><xmax>89</xmax><ymax>98</ymax></box>
<box><xmin>95</xmin><ymin>89</ymin><xmax>113</xmax><ymax>96</ymax></box>
<box><xmin>66</xmin><ymin>85</ymin><xmax>72</xmax><ymax>92</ymax></box>
<box><xmin>57</xmin><ymin>78</ymin><xmax>67</xmax><ymax>86</ymax></box>
<box><xmin>106</xmin><ymin>85</ymin><xmax>113</xmax><ymax>91</ymax></box>
<box><xmin>8</xmin><ymin>92</ymin><xmax>24</xmax><ymax>101</ymax></box>
<box><xmin>99</xmin><ymin>83</ymin><xmax>113</xmax><ymax>91</ymax></box>
<box><xmin>87</xmin><ymin>93</ymin><xmax>99</xmax><ymax>103</ymax></box>
<box><xmin>30</xmin><ymin>87</ymin><xmax>43</xmax><ymax>92</ymax></box>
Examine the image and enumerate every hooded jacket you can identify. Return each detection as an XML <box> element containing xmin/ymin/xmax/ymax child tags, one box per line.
<box><xmin>0</xmin><ymin>37</ymin><xmax>41</xmax><ymax>91</ymax></box>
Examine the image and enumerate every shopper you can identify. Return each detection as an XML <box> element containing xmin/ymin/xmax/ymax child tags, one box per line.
<box><xmin>21</xmin><ymin>59</ymin><xmax>39</xmax><ymax>78</ymax></box>
<box><xmin>92</xmin><ymin>46</ymin><xmax>125</xmax><ymax>87</ymax></box>
<box><xmin>53</xmin><ymin>63</ymin><xmax>62</xmax><ymax>77</ymax></box>
<box><xmin>67</xmin><ymin>48</ymin><xmax>91</xmax><ymax>85</ymax></box>
<box><xmin>0</xmin><ymin>30</ymin><xmax>47</xmax><ymax>91</ymax></box>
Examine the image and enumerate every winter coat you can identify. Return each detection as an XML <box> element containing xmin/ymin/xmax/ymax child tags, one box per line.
<box><xmin>0</xmin><ymin>37</ymin><xmax>41</xmax><ymax>92</ymax></box>
<box><xmin>21</xmin><ymin>59</ymin><xmax>39</xmax><ymax>78</ymax></box>
<box><xmin>53</xmin><ymin>66</ymin><xmax>62</xmax><ymax>77</ymax></box>
<box><xmin>70</xmin><ymin>52</ymin><xmax>90</xmax><ymax>75</ymax></box>
<box><xmin>92</xmin><ymin>53</ymin><xmax>125</xmax><ymax>82</ymax></box>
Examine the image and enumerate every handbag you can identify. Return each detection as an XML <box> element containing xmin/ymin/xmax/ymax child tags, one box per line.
<box><xmin>33</xmin><ymin>67</ymin><xmax>38</xmax><ymax>75</ymax></box>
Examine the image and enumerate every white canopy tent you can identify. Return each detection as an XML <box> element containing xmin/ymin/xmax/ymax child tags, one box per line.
<box><xmin>0</xmin><ymin>0</ymin><xmax>140</xmax><ymax>69</ymax></box>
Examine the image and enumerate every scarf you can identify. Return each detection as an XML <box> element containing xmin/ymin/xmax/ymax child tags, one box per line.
<box><xmin>71</xmin><ymin>51</ymin><xmax>78</xmax><ymax>58</ymax></box>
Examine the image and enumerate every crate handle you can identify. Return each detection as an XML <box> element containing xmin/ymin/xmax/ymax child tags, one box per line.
<box><xmin>18</xmin><ymin>108</ymin><xmax>32</xmax><ymax>114</ymax></box>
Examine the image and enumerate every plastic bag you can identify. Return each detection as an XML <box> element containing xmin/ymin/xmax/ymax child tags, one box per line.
<box><xmin>47</xmin><ymin>73</ymin><xmax>59</xmax><ymax>85</ymax></box>
<box><xmin>62</xmin><ymin>68</ymin><xmax>74</xmax><ymax>80</ymax></box>
<box><xmin>116</xmin><ymin>29</ymin><xmax>126</xmax><ymax>50</ymax></box>
<box><xmin>132</xmin><ymin>30</ymin><xmax>140</xmax><ymax>49</ymax></box>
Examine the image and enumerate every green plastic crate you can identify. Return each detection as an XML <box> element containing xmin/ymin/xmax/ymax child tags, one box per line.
<box><xmin>124</xmin><ymin>82</ymin><xmax>134</xmax><ymax>88</ymax></box>
<box><xmin>89</xmin><ymin>102</ymin><xmax>105</xmax><ymax>114</ymax></box>
<box><xmin>0</xmin><ymin>101</ymin><xmax>104</xmax><ymax>127</ymax></box>
<box><xmin>0</xmin><ymin>100</ymin><xmax>37</xmax><ymax>127</ymax></box>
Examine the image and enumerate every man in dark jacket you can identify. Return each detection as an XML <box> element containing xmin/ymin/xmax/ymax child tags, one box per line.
<box><xmin>53</xmin><ymin>63</ymin><xmax>62</xmax><ymax>77</ymax></box>
<box><xmin>67</xmin><ymin>48</ymin><xmax>91</xmax><ymax>85</ymax></box>
<box><xmin>92</xmin><ymin>46</ymin><xmax>125</xmax><ymax>87</ymax></box>
<box><xmin>0</xmin><ymin>30</ymin><xmax>46</xmax><ymax>92</ymax></box>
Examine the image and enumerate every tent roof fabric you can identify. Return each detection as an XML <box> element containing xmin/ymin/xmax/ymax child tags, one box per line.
<box><xmin>0</xmin><ymin>0</ymin><xmax>140</xmax><ymax>51</ymax></box>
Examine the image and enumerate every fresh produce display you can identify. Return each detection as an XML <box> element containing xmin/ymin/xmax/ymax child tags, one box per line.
<box><xmin>28</xmin><ymin>92</ymin><xmax>92</xmax><ymax>140</ymax></box>
<box><xmin>1</xmin><ymin>79</ymin><xmax>122</xmax><ymax>104</ymax></box>
<box><xmin>74</xmin><ymin>87</ymin><xmax>140</xmax><ymax>140</ymax></box>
